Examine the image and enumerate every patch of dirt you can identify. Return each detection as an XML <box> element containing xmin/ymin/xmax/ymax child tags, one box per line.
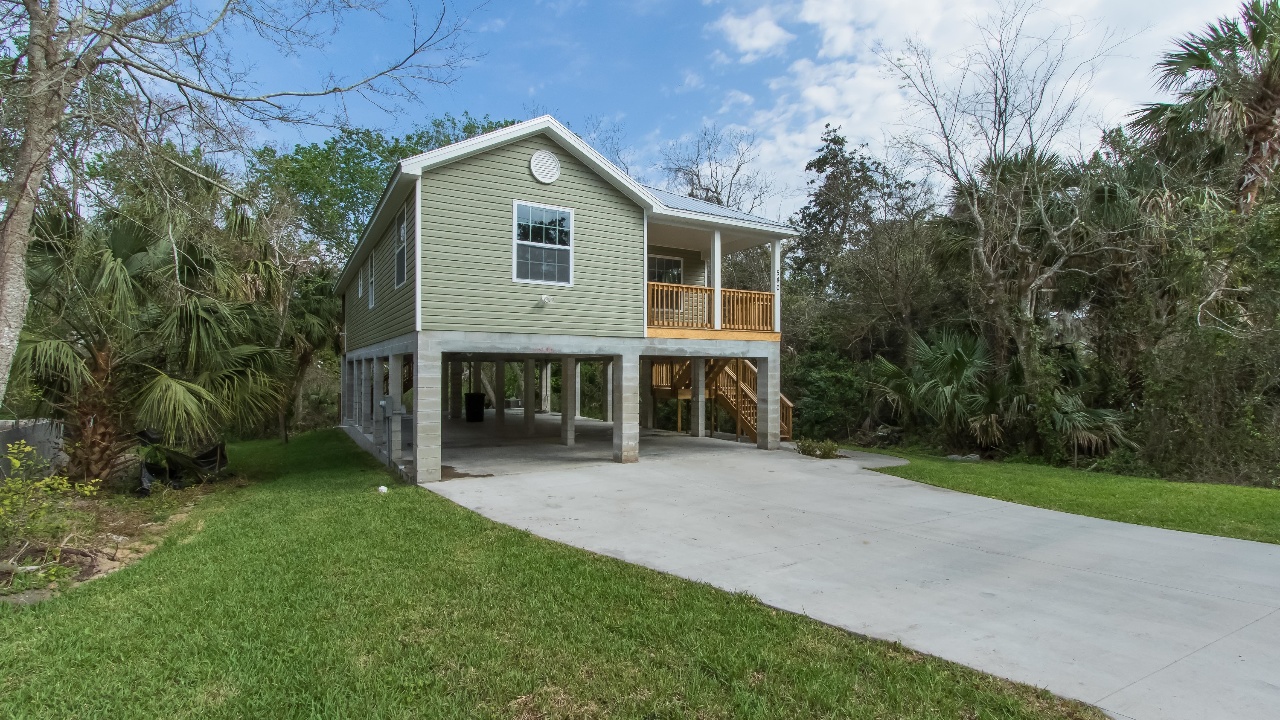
<box><xmin>1</xmin><ymin>481</ymin><xmax>227</xmax><ymax>605</ymax></box>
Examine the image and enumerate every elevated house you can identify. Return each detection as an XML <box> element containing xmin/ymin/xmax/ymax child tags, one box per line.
<box><xmin>335</xmin><ymin>116</ymin><xmax>794</xmax><ymax>484</ymax></box>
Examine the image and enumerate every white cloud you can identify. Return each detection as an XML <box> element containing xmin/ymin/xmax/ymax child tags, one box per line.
<box><xmin>713</xmin><ymin>6</ymin><xmax>796</xmax><ymax>61</ymax></box>
<box><xmin>714</xmin><ymin>0</ymin><xmax>1239</xmax><ymax>220</ymax></box>
<box><xmin>676</xmin><ymin>70</ymin><xmax>705</xmax><ymax>93</ymax></box>
<box><xmin>719</xmin><ymin>89</ymin><xmax>755</xmax><ymax>113</ymax></box>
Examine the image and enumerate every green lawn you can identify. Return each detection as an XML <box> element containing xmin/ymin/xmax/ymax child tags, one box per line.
<box><xmin>0</xmin><ymin>430</ymin><xmax>1103</xmax><ymax>719</ymax></box>
<box><xmin>863</xmin><ymin>450</ymin><xmax>1280</xmax><ymax>544</ymax></box>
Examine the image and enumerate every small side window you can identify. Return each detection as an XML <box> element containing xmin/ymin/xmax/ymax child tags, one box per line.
<box><xmin>395</xmin><ymin>205</ymin><xmax>408</xmax><ymax>288</ymax></box>
<box><xmin>367</xmin><ymin>254</ymin><xmax>376</xmax><ymax>309</ymax></box>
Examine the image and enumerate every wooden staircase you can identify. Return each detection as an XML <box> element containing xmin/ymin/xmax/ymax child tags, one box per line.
<box><xmin>650</xmin><ymin>359</ymin><xmax>793</xmax><ymax>441</ymax></box>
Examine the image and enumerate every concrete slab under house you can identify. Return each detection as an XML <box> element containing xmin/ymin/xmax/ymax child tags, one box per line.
<box><xmin>333</xmin><ymin>116</ymin><xmax>795</xmax><ymax>483</ymax></box>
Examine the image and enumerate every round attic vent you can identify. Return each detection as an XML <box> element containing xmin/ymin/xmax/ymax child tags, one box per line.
<box><xmin>529</xmin><ymin>149</ymin><xmax>561</xmax><ymax>184</ymax></box>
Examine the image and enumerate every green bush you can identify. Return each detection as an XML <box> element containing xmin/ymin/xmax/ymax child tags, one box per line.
<box><xmin>796</xmin><ymin>437</ymin><xmax>841</xmax><ymax>459</ymax></box>
<box><xmin>1</xmin><ymin>441</ymin><xmax>98</xmax><ymax>550</ymax></box>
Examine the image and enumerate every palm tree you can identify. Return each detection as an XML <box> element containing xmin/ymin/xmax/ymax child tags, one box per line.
<box><xmin>13</xmin><ymin>151</ymin><xmax>283</xmax><ymax>481</ymax></box>
<box><xmin>1133</xmin><ymin>0</ymin><xmax>1280</xmax><ymax>212</ymax></box>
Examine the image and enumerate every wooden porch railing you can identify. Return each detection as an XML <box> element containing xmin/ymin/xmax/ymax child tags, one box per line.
<box><xmin>647</xmin><ymin>282</ymin><xmax>775</xmax><ymax>332</ymax></box>
<box><xmin>647</xmin><ymin>281</ymin><xmax>712</xmax><ymax>329</ymax></box>
<box><xmin>722</xmin><ymin>288</ymin><xmax>774</xmax><ymax>331</ymax></box>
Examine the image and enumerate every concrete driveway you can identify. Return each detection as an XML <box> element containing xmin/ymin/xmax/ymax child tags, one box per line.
<box><xmin>428</xmin><ymin>429</ymin><xmax>1280</xmax><ymax>720</ymax></box>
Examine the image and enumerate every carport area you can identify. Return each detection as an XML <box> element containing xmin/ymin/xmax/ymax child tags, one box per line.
<box><xmin>428</xmin><ymin>445</ymin><xmax>1280</xmax><ymax>720</ymax></box>
<box><xmin>440</xmin><ymin>408</ymin><xmax>748</xmax><ymax>478</ymax></box>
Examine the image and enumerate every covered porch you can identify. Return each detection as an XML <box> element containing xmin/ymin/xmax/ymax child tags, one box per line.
<box><xmin>645</xmin><ymin>218</ymin><xmax>783</xmax><ymax>338</ymax></box>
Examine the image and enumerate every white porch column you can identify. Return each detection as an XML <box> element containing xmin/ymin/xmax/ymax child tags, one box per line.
<box><xmin>771</xmin><ymin>239</ymin><xmax>782</xmax><ymax>332</ymax></box>
<box><xmin>560</xmin><ymin>356</ymin><xmax>577</xmax><ymax>446</ymax></box>
<box><xmin>523</xmin><ymin>359</ymin><xmax>537</xmax><ymax>436</ymax></box>
<box><xmin>448</xmin><ymin>361</ymin><xmax>463</xmax><ymax>419</ymax></box>
<box><xmin>494</xmin><ymin>360</ymin><xmax>506</xmax><ymax>426</ymax></box>
<box><xmin>712</xmin><ymin>229</ymin><xmax>722</xmax><ymax>329</ymax></box>
<box><xmin>690</xmin><ymin>358</ymin><xmax>706</xmax><ymax>437</ymax></box>
<box><xmin>414</xmin><ymin>334</ymin><xmax>443</xmax><ymax>483</ymax></box>
<box><xmin>755</xmin><ymin>349</ymin><xmax>781</xmax><ymax>450</ymax></box>
<box><xmin>388</xmin><ymin>353</ymin><xmax>404</xmax><ymax>463</ymax></box>
<box><xmin>612</xmin><ymin>353</ymin><xmax>640</xmax><ymax>463</ymax></box>
<box><xmin>603</xmin><ymin>360</ymin><xmax>613</xmax><ymax>422</ymax></box>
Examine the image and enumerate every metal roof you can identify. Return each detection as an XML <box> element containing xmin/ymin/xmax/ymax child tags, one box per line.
<box><xmin>642</xmin><ymin>184</ymin><xmax>792</xmax><ymax>231</ymax></box>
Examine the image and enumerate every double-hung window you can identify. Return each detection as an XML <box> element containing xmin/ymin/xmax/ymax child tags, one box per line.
<box><xmin>395</xmin><ymin>204</ymin><xmax>409</xmax><ymax>288</ymax></box>
<box><xmin>513</xmin><ymin>201</ymin><xmax>572</xmax><ymax>285</ymax></box>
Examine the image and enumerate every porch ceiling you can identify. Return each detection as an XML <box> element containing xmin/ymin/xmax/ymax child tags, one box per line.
<box><xmin>647</xmin><ymin>220</ymin><xmax>778</xmax><ymax>254</ymax></box>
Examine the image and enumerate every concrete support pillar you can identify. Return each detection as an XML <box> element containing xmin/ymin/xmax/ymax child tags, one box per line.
<box><xmin>449</xmin><ymin>361</ymin><xmax>463</xmax><ymax>419</ymax></box>
<box><xmin>388</xmin><ymin>354</ymin><xmax>404</xmax><ymax>463</ymax></box>
<box><xmin>639</xmin><ymin>357</ymin><xmax>653</xmax><ymax>429</ymax></box>
<box><xmin>342</xmin><ymin>359</ymin><xmax>352</xmax><ymax>424</ymax></box>
<box><xmin>756</xmin><ymin>351</ymin><xmax>781</xmax><ymax>450</ymax></box>
<box><xmin>523</xmin><ymin>359</ymin><xmax>537</xmax><ymax>436</ymax></box>
<box><xmin>612</xmin><ymin>353</ymin><xmax>640</xmax><ymax>463</ymax></box>
<box><xmin>352</xmin><ymin>359</ymin><xmax>361</xmax><ymax>429</ymax></box>
<box><xmin>560</xmin><ymin>356</ymin><xmax>577</xmax><ymax>446</ymax></box>
<box><xmin>414</xmin><ymin>335</ymin><xmax>443</xmax><ymax>483</ymax></box>
<box><xmin>603</xmin><ymin>360</ymin><xmax>613</xmax><ymax>422</ymax></box>
<box><xmin>690</xmin><ymin>357</ymin><xmax>706</xmax><ymax>437</ymax></box>
<box><xmin>372</xmin><ymin>356</ymin><xmax>387</xmax><ymax>448</ymax></box>
<box><xmin>361</xmin><ymin>358</ymin><xmax>374</xmax><ymax>433</ymax></box>
<box><xmin>574</xmin><ymin>362</ymin><xmax>582</xmax><ymax>419</ymax></box>
<box><xmin>539</xmin><ymin>361</ymin><xmax>551</xmax><ymax>412</ymax></box>
<box><xmin>494</xmin><ymin>360</ymin><xmax>506</xmax><ymax>426</ymax></box>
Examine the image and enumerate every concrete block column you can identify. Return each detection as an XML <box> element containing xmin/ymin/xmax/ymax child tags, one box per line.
<box><xmin>448</xmin><ymin>361</ymin><xmax>463</xmax><ymax>419</ymax></box>
<box><xmin>372</xmin><ymin>356</ymin><xmax>388</xmax><ymax>447</ymax></box>
<box><xmin>388</xmin><ymin>353</ymin><xmax>404</xmax><ymax>463</ymax></box>
<box><xmin>523</xmin><ymin>359</ymin><xmax>537</xmax><ymax>436</ymax></box>
<box><xmin>690</xmin><ymin>357</ymin><xmax>706</xmax><ymax>437</ymax></box>
<box><xmin>494</xmin><ymin>361</ymin><xmax>506</xmax><ymax>426</ymax></box>
<box><xmin>539</xmin><ymin>361</ymin><xmax>551</xmax><ymax>412</ymax></box>
<box><xmin>612</xmin><ymin>353</ymin><xmax>640</xmax><ymax>463</ymax></box>
<box><xmin>414</xmin><ymin>335</ymin><xmax>443</xmax><ymax>484</ymax></box>
<box><xmin>755</xmin><ymin>350</ymin><xmax>781</xmax><ymax>450</ymax></box>
<box><xmin>603</xmin><ymin>360</ymin><xmax>613</xmax><ymax>422</ymax></box>
<box><xmin>361</xmin><ymin>358</ymin><xmax>374</xmax><ymax>434</ymax></box>
<box><xmin>342</xmin><ymin>359</ymin><xmax>352</xmax><ymax>424</ymax></box>
<box><xmin>639</xmin><ymin>357</ymin><xmax>653</xmax><ymax>429</ymax></box>
<box><xmin>560</xmin><ymin>356</ymin><xmax>577</xmax><ymax>446</ymax></box>
<box><xmin>574</xmin><ymin>362</ymin><xmax>582</xmax><ymax>419</ymax></box>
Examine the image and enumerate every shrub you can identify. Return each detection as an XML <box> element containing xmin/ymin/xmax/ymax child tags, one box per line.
<box><xmin>0</xmin><ymin>441</ymin><xmax>99</xmax><ymax>550</ymax></box>
<box><xmin>795</xmin><ymin>437</ymin><xmax>841</xmax><ymax>459</ymax></box>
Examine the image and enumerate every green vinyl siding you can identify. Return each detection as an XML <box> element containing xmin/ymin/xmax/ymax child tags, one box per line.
<box><xmin>648</xmin><ymin>245</ymin><xmax>707</xmax><ymax>286</ymax></box>
<box><xmin>344</xmin><ymin>198</ymin><xmax>416</xmax><ymax>351</ymax></box>
<box><xmin>420</xmin><ymin>134</ymin><xmax>645</xmax><ymax>337</ymax></box>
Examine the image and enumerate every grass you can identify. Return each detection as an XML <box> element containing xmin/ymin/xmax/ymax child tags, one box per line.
<box><xmin>860</xmin><ymin>449</ymin><xmax>1280</xmax><ymax>545</ymax></box>
<box><xmin>0</xmin><ymin>430</ymin><xmax>1103</xmax><ymax>719</ymax></box>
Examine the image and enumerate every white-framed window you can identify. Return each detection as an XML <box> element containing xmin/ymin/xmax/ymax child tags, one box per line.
<box><xmin>357</xmin><ymin>265</ymin><xmax>364</xmax><ymax>298</ymax></box>
<box><xmin>366</xmin><ymin>253</ymin><xmax>375</xmax><ymax>309</ymax></box>
<box><xmin>512</xmin><ymin>200</ymin><xmax>573</xmax><ymax>286</ymax></box>
<box><xmin>648</xmin><ymin>255</ymin><xmax>683</xmax><ymax>284</ymax></box>
<box><xmin>395</xmin><ymin>204</ymin><xmax>409</xmax><ymax>289</ymax></box>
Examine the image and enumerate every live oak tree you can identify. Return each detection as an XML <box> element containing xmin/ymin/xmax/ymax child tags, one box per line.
<box><xmin>0</xmin><ymin>0</ymin><xmax>468</xmax><ymax>408</ymax></box>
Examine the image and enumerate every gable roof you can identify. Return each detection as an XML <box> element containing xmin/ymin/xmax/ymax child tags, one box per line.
<box><xmin>336</xmin><ymin>115</ymin><xmax>793</xmax><ymax>293</ymax></box>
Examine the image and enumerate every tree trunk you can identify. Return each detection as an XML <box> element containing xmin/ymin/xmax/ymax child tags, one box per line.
<box><xmin>0</xmin><ymin>111</ymin><xmax>60</xmax><ymax>408</ymax></box>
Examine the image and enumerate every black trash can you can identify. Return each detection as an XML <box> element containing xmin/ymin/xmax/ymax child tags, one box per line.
<box><xmin>464</xmin><ymin>392</ymin><xmax>486</xmax><ymax>422</ymax></box>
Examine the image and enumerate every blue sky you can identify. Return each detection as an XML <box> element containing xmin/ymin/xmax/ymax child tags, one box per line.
<box><xmin>250</xmin><ymin>0</ymin><xmax>1240</xmax><ymax>220</ymax></box>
